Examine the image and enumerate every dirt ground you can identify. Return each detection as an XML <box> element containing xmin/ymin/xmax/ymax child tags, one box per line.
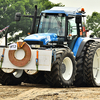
<box><xmin>0</xmin><ymin>83</ymin><xmax>100</xmax><ymax>100</ymax></box>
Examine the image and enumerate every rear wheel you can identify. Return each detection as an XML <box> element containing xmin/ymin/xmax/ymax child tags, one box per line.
<box><xmin>74</xmin><ymin>42</ymin><xmax>92</xmax><ymax>86</ymax></box>
<box><xmin>44</xmin><ymin>48</ymin><xmax>76</xmax><ymax>87</ymax></box>
<box><xmin>0</xmin><ymin>69</ymin><xmax>28</xmax><ymax>85</ymax></box>
<box><xmin>84</xmin><ymin>42</ymin><xmax>100</xmax><ymax>86</ymax></box>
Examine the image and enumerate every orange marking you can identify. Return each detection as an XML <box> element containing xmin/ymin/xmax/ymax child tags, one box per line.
<box><xmin>17</xmin><ymin>42</ymin><xmax>20</xmax><ymax>48</ymax></box>
<box><xmin>28</xmin><ymin>33</ymin><xmax>31</xmax><ymax>35</ymax></box>
<box><xmin>36</xmin><ymin>50</ymin><xmax>38</xmax><ymax>59</ymax></box>
<box><xmin>21</xmin><ymin>42</ymin><xmax>26</xmax><ymax>48</ymax></box>
<box><xmin>83</xmin><ymin>26</ymin><xmax>85</xmax><ymax>32</ymax></box>
<box><xmin>69</xmin><ymin>34</ymin><xmax>72</xmax><ymax>36</ymax></box>
<box><xmin>80</xmin><ymin>30</ymin><xmax>82</xmax><ymax>36</ymax></box>
<box><xmin>2</xmin><ymin>49</ymin><xmax>5</xmax><ymax>55</ymax></box>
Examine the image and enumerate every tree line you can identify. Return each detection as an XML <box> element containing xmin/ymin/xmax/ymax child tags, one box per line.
<box><xmin>0</xmin><ymin>0</ymin><xmax>64</xmax><ymax>42</ymax></box>
<box><xmin>86</xmin><ymin>12</ymin><xmax>100</xmax><ymax>37</ymax></box>
<box><xmin>0</xmin><ymin>0</ymin><xmax>100</xmax><ymax>43</ymax></box>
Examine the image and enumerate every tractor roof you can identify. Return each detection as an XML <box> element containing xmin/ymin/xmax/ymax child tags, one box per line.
<box><xmin>42</xmin><ymin>7</ymin><xmax>84</xmax><ymax>16</ymax></box>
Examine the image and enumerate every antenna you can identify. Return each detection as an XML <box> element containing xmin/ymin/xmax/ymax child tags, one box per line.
<box><xmin>74</xmin><ymin>7</ymin><xmax>82</xmax><ymax>13</ymax></box>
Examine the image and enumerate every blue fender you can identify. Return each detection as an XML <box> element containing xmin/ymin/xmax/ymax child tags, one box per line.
<box><xmin>72</xmin><ymin>37</ymin><xmax>95</xmax><ymax>57</ymax></box>
<box><xmin>72</xmin><ymin>37</ymin><xmax>84</xmax><ymax>57</ymax></box>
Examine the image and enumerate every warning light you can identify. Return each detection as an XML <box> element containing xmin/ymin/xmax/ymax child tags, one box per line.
<box><xmin>28</xmin><ymin>33</ymin><xmax>31</xmax><ymax>35</ymax></box>
<box><xmin>81</xmin><ymin>8</ymin><xmax>85</xmax><ymax>12</ymax></box>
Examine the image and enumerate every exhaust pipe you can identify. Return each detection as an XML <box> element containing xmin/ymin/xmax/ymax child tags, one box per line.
<box><xmin>30</xmin><ymin>5</ymin><xmax>37</xmax><ymax>34</ymax></box>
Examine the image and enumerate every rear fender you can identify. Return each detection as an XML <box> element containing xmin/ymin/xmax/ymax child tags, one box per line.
<box><xmin>72</xmin><ymin>37</ymin><xmax>95</xmax><ymax>57</ymax></box>
<box><xmin>75</xmin><ymin>38</ymin><xmax>95</xmax><ymax>58</ymax></box>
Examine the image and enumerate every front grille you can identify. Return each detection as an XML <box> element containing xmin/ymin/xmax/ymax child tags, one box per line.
<box><xmin>25</xmin><ymin>41</ymin><xmax>43</xmax><ymax>45</ymax></box>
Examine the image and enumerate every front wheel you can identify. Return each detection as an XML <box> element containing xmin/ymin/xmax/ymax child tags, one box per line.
<box><xmin>28</xmin><ymin>71</ymin><xmax>46</xmax><ymax>84</ymax></box>
<box><xmin>44</xmin><ymin>48</ymin><xmax>76</xmax><ymax>87</ymax></box>
<box><xmin>84</xmin><ymin>42</ymin><xmax>100</xmax><ymax>86</ymax></box>
<box><xmin>0</xmin><ymin>69</ymin><xmax>28</xmax><ymax>85</ymax></box>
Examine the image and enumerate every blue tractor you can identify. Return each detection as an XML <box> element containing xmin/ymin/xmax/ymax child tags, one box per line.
<box><xmin>0</xmin><ymin>6</ymin><xmax>100</xmax><ymax>87</ymax></box>
<box><xmin>24</xmin><ymin>6</ymin><xmax>100</xmax><ymax>87</ymax></box>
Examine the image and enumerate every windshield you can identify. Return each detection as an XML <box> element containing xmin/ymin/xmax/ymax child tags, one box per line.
<box><xmin>68</xmin><ymin>18</ymin><xmax>77</xmax><ymax>36</ymax></box>
<box><xmin>38</xmin><ymin>15</ymin><xmax>65</xmax><ymax>36</ymax></box>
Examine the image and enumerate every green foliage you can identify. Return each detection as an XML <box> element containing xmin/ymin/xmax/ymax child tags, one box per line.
<box><xmin>86</xmin><ymin>12</ymin><xmax>100</xmax><ymax>37</ymax></box>
<box><xmin>0</xmin><ymin>0</ymin><xmax>64</xmax><ymax>42</ymax></box>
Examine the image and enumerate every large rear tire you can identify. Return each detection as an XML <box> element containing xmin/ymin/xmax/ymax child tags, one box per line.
<box><xmin>44</xmin><ymin>48</ymin><xmax>76</xmax><ymax>87</ymax></box>
<box><xmin>74</xmin><ymin>42</ymin><xmax>92</xmax><ymax>86</ymax></box>
<box><xmin>0</xmin><ymin>69</ymin><xmax>28</xmax><ymax>85</ymax></box>
<box><xmin>84</xmin><ymin>42</ymin><xmax>100</xmax><ymax>86</ymax></box>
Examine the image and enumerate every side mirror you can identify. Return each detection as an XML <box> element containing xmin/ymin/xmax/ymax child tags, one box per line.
<box><xmin>15</xmin><ymin>12</ymin><xmax>21</xmax><ymax>21</ymax></box>
<box><xmin>75</xmin><ymin>15</ymin><xmax>82</xmax><ymax>23</ymax></box>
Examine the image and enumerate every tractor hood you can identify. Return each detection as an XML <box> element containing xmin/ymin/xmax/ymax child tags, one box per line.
<box><xmin>24</xmin><ymin>33</ymin><xmax>58</xmax><ymax>45</ymax></box>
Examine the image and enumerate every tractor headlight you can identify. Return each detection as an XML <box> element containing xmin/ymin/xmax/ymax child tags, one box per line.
<box><xmin>47</xmin><ymin>43</ymin><xmax>57</xmax><ymax>45</ymax></box>
<box><xmin>31</xmin><ymin>45</ymin><xmax>40</xmax><ymax>48</ymax></box>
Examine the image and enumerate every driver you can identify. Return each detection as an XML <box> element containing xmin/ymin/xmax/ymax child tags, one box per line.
<box><xmin>57</xmin><ymin>21</ymin><xmax>64</xmax><ymax>36</ymax></box>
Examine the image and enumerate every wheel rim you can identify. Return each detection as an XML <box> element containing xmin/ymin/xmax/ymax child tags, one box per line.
<box><xmin>24</xmin><ymin>70</ymin><xmax>38</xmax><ymax>75</ymax></box>
<box><xmin>93</xmin><ymin>48</ymin><xmax>100</xmax><ymax>85</ymax></box>
<box><xmin>2</xmin><ymin>68</ymin><xmax>15</xmax><ymax>73</ymax></box>
<box><xmin>61</xmin><ymin>57</ymin><xmax>73</xmax><ymax>80</ymax></box>
<box><xmin>13</xmin><ymin>69</ymin><xmax>23</xmax><ymax>78</ymax></box>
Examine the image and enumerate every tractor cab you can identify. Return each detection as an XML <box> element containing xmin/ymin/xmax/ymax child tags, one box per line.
<box><xmin>24</xmin><ymin>7</ymin><xmax>86</xmax><ymax>50</ymax></box>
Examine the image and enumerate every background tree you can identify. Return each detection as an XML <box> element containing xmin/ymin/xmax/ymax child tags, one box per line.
<box><xmin>86</xmin><ymin>12</ymin><xmax>100</xmax><ymax>37</ymax></box>
<box><xmin>0</xmin><ymin>0</ymin><xmax>64</xmax><ymax>42</ymax></box>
